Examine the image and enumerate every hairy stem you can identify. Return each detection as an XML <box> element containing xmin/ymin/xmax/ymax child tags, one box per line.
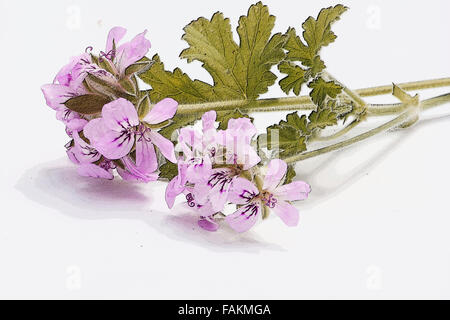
<box><xmin>283</xmin><ymin>110</ymin><xmax>415</xmax><ymax>164</ymax></box>
<box><xmin>175</xmin><ymin>77</ymin><xmax>450</xmax><ymax>115</ymax></box>
<box><xmin>313</xmin><ymin>118</ymin><xmax>363</xmax><ymax>142</ymax></box>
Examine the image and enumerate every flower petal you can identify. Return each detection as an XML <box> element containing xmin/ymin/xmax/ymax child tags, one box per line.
<box><xmin>41</xmin><ymin>84</ymin><xmax>73</xmax><ymax>110</ymax></box>
<box><xmin>78</xmin><ymin>163</ymin><xmax>114</xmax><ymax>180</ymax></box>
<box><xmin>135</xmin><ymin>137</ymin><xmax>158</xmax><ymax>174</ymax></box>
<box><xmin>83</xmin><ymin>118</ymin><xmax>135</xmax><ymax>160</ymax></box>
<box><xmin>202</xmin><ymin>111</ymin><xmax>217</xmax><ymax>132</ymax></box>
<box><xmin>225</xmin><ymin>202</ymin><xmax>261</xmax><ymax>233</ymax></box>
<box><xmin>165</xmin><ymin>176</ymin><xmax>185</xmax><ymax>209</ymax></box>
<box><xmin>72</xmin><ymin>132</ymin><xmax>101</xmax><ymax>164</ymax></box>
<box><xmin>116</xmin><ymin>30</ymin><xmax>151</xmax><ymax>72</ymax></box>
<box><xmin>227</xmin><ymin>117</ymin><xmax>257</xmax><ymax>138</ymax></box>
<box><xmin>143</xmin><ymin>98</ymin><xmax>178</xmax><ymax>125</ymax></box>
<box><xmin>228</xmin><ymin>177</ymin><xmax>259</xmax><ymax>205</ymax></box>
<box><xmin>185</xmin><ymin>157</ymin><xmax>213</xmax><ymax>184</ymax></box>
<box><xmin>274</xmin><ymin>181</ymin><xmax>311</xmax><ymax>202</ymax></box>
<box><xmin>54</xmin><ymin>53</ymin><xmax>91</xmax><ymax>87</ymax></box>
<box><xmin>119</xmin><ymin>157</ymin><xmax>159</xmax><ymax>183</ymax></box>
<box><xmin>198</xmin><ymin>217</ymin><xmax>219</xmax><ymax>232</ymax></box>
<box><xmin>148</xmin><ymin>130</ymin><xmax>177</xmax><ymax>163</ymax></box>
<box><xmin>106</xmin><ymin>27</ymin><xmax>127</xmax><ymax>53</ymax></box>
<box><xmin>272</xmin><ymin>201</ymin><xmax>300</xmax><ymax>227</ymax></box>
<box><xmin>206</xmin><ymin>169</ymin><xmax>234</xmax><ymax>212</ymax></box>
<box><xmin>263</xmin><ymin>159</ymin><xmax>287</xmax><ymax>191</ymax></box>
<box><xmin>102</xmin><ymin>98</ymin><xmax>139</xmax><ymax>131</ymax></box>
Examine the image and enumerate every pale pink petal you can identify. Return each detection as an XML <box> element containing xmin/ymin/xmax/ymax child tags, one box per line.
<box><xmin>66</xmin><ymin>118</ymin><xmax>88</xmax><ymax>132</ymax></box>
<box><xmin>148</xmin><ymin>131</ymin><xmax>177</xmax><ymax>163</ymax></box>
<box><xmin>41</xmin><ymin>84</ymin><xmax>73</xmax><ymax>110</ymax></box>
<box><xmin>263</xmin><ymin>159</ymin><xmax>287</xmax><ymax>191</ymax></box>
<box><xmin>143</xmin><ymin>98</ymin><xmax>178</xmax><ymax>125</ymax></box>
<box><xmin>228</xmin><ymin>177</ymin><xmax>259</xmax><ymax>205</ymax></box>
<box><xmin>225</xmin><ymin>202</ymin><xmax>261</xmax><ymax>233</ymax></box>
<box><xmin>83</xmin><ymin>118</ymin><xmax>135</xmax><ymax>160</ymax></box>
<box><xmin>241</xmin><ymin>146</ymin><xmax>261</xmax><ymax>170</ymax></box>
<box><xmin>135</xmin><ymin>137</ymin><xmax>158</xmax><ymax>174</ymax></box>
<box><xmin>78</xmin><ymin>163</ymin><xmax>114</xmax><ymax>180</ymax></box>
<box><xmin>274</xmin><ymin>181</ymin><xmax>311</xmax><ymax>202</ymax></box>
<box><xmin>83</xmin><ymin>118</ymin><xmax>109</xmax><ymax>146</ymax></box>
<box><xmin>178</xmin><ymin>128</ymin><xmax>202</xmax><ymax>157</ymax></box>
<box><xmin>119</xmin><ymin>157</ymin><xmax>159</xmax><ymax>183</ymax></box>
<box><xmin>106</xmin><ymin>27</ymin><xmax>127</xmax><ymax>53</ymax></box>
<box><xmin>217</xmin><ymin>134</ymin><xmax>260</xmax><ymax>169</ymax></box>
<box><xmin>272</xmin><ymin>201</ymin><xmax>300</xmax><ymax>227</ymax></box>
<box><xmin>66</xmin><ymin>146</ymin><xmax>80</xmax><ymax>165</ymax></box>
<box><xmin>202</xmin><ymin>111</ymin><xmax>217</xmax><ymax>132</ymax></box>
<box><xmin>165</xmin><ymin>161</ymin><xmax>189</xmax><ymax>208</ymax></box>
<box><xmin>72</xmin><ymin>132</ymin><xmax>101</xmax><ymax>164</ymax></box>
<box><xmin>227</xmin><ymin>118</ymin><xmax>257</xmax><ymax>137</ymax></box>
<box><xmin>206</xmin><ymin>169</ymin><xmax>234</xmax><ymax>212</ymax></box>
<box><xmin>54</xmin><ymin>53</ymin><xmax>91</xmax><ymax>86</ymax></box>
<box><xmin>198</xmin><ymin>217</ymin><xmax>219</xmax><ymax>232</ymax></box>
<box><xmin>102</xmin><ymin>98</ymin><xmax>139</xmax><ymax>131</ymax></box>
<box><xmin>165</xmin><ymin>176</ymin><xmax>184</xmax><ymax>209</ymax></box>
<box><xmin>183</xmin><ymin>189</ymin><xmax>216</xmax><ymax>217</ymax></box>
<box><xmin>185</xmin><ymin>157</ymin><xmax>212</xmax><ymax>184</ymax></box>
<box><xmin>56</xmin><ymin>108</ymin><xmax>78</xmax><ymax>123</ymax></box>
<box><xmin>116</xmin><ymin>30</ymin><xmax>151</xmax><ymax>72</ymax></box>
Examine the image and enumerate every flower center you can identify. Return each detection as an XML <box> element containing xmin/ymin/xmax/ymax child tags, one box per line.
<box><xmin>260</xmin><ymin>191</ymin><xmax>277</xmax><ymax>208</ymax></box>
<box><xmin>208</xmin><ymin>170</ymin><xmax>234</xmax><ymax>193</ymax></box>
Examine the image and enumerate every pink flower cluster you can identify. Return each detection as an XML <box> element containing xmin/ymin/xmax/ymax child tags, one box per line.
<box><xmin>165</xmin><ymin>111</ymin><xmax>311</xmax><ymax>233</ymax></box>
<box><xmin>41</xmin><ymin>27</ymin><xmax>312</xmax><ymax>233</ymax></box>
<box><xmin>42</xmin><ymin>27</ymin><xmax>177</xmax><ymax>181</ymax></box>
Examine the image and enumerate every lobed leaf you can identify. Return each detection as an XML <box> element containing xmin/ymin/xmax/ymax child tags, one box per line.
<box><xmin>279</xmin><ymin>4</ymin><xmax>347</xmax><ymax>95</ymax></box>
<box><xmin>308</xmin><ymin>77</ymin><xmax>342</xmax><ymax>107</ymax></box>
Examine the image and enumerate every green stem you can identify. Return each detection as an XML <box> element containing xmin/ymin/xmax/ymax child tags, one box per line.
<box><xmin>283</xmin><ymin>110</ymin><xmax>414</xmax><ymax>164</ymax></box>
<box><xmin>313</xmin><ymin>118</ymin><xmax>363</xmax><ymax>142</ymax></box>
<box><xmin>175</xmin><ymin>77</ymin><xmax>450</xmax><ymax>115</ymax></box>
<box><xmin>367</xmin><ymin>93</ymin><xmax>450</xmax><ymax>115</ymax></box>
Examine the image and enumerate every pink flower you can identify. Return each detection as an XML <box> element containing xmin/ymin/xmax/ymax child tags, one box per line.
<box><xmin>226</xmin><ymin>159</ymin><xmax>311</xmax><ymax>233</ymax></box>
<box><xmin>104</xmin><ymin>27</ymin><xmax>151</xmax><ymax>76</ymax></box>
<box><xmin>66</xmin><ymin>132</ymin><xmax>115</xmax><ymax>180</ymax></box>
<box><xmin>165</xmin><ymin>112</ymin><xmax>262</xmax><ymax>232</ymax></box>
<box><xmin>83</xmin><ymin>97</ymin><xmax>178</xmax><ymax>181</ymax></box>
<box><xmin>41</xmin><ymin>53</ymin><xmax>93</xmax><ymax>133</ymax></box>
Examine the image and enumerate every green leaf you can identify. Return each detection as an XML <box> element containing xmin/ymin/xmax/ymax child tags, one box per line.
<box><xmin>284</xmin><ymin>165</ymin><xmax>297</xmax><ymax>184</ymax></box>
<box><xmin>302</xmin><ymin>5</ymin><xmax>348</xmax><ymax>58</ymax></box>
<box><xmin>307</xmin><ymin>109</ymin><xmax>338</xmax><ymax>130</ymax></box>
<box><xmin>280</xmin><ymin>111</ymin><xmax>309</xmax><ymax>134</ymax></box>
<box><xmin>280</xmin><ymin>5</ymin><xmax>347</xmax><ymax>95</ymax></box>
<box><xmin>140</xmin><ymin>3</ymin><xmax>287</xmax><ymax>138</ymax></box>
<box><xmin>140</xmin><ymin>54</ymin><xmax>222</xmax><ymax>104</ymax></box>
<box><xmin>159</xmin><ymin>161</ymin><xmax>178</xmax><ymax>181</ymax></box>
<box><xmin>180</xmin><ymin>2</ymin><xmax>286</xmax><ymax>100</ymax></box>
<box><xmin>308</xmin><ymin>77</ymin><xmax>342</xmax><ymax>107</ymax></box>
<box><xmin>285</xmin><ymin>4</ymin><xmax>347</xmax><ymax>66</ymax></box>
<box><xmin>278</xmin><ymin>62</ymin><xmax>307</xmax><ymax>95</ymax></box>
<box><xmin>64</xmin><ymin>94</ymin><xmax>111</xmax><ymax>115</ymax></box>
<box><xmin>267</xmin><ymin>124</ymin><xmax>307</xmax><ymax>158</ymax></box>
<box><xmin>217</xmin><ymin>109</ymin><xmax>254</xmax><ymax>130</ymax></box>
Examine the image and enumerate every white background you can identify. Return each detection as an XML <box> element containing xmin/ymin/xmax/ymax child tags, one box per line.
<box><xmin>1</xmin><ymin>0</ymin><xmax>450</xmax><ymax>299</ymax></box>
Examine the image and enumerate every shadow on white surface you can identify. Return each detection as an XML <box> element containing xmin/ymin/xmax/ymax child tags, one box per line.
<box><xmin>15</xmin><ymin>159</ymin><xmax>283</xmax><ymax>252</ymax></box>
<box><xmin>15</xmin><ymin>114</ymin><xmax>450</xmax><ymax>253</ymax></box>
<box><xmin>292</xmin><ymin>113</ymin><xmax>450</xmax><ymax>210</ymax></box>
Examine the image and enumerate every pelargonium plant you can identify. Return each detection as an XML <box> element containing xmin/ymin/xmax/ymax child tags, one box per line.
<box><xmin>42</xmin><ymin>3</ymin><xmax>450</xmax><ymax>233</ymax></box>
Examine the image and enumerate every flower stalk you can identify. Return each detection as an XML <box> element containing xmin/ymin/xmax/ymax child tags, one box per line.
<box><xmin>174</xmin><ymin>77</ymin><xmax>450</xmax><ymax>116</ymax></box>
